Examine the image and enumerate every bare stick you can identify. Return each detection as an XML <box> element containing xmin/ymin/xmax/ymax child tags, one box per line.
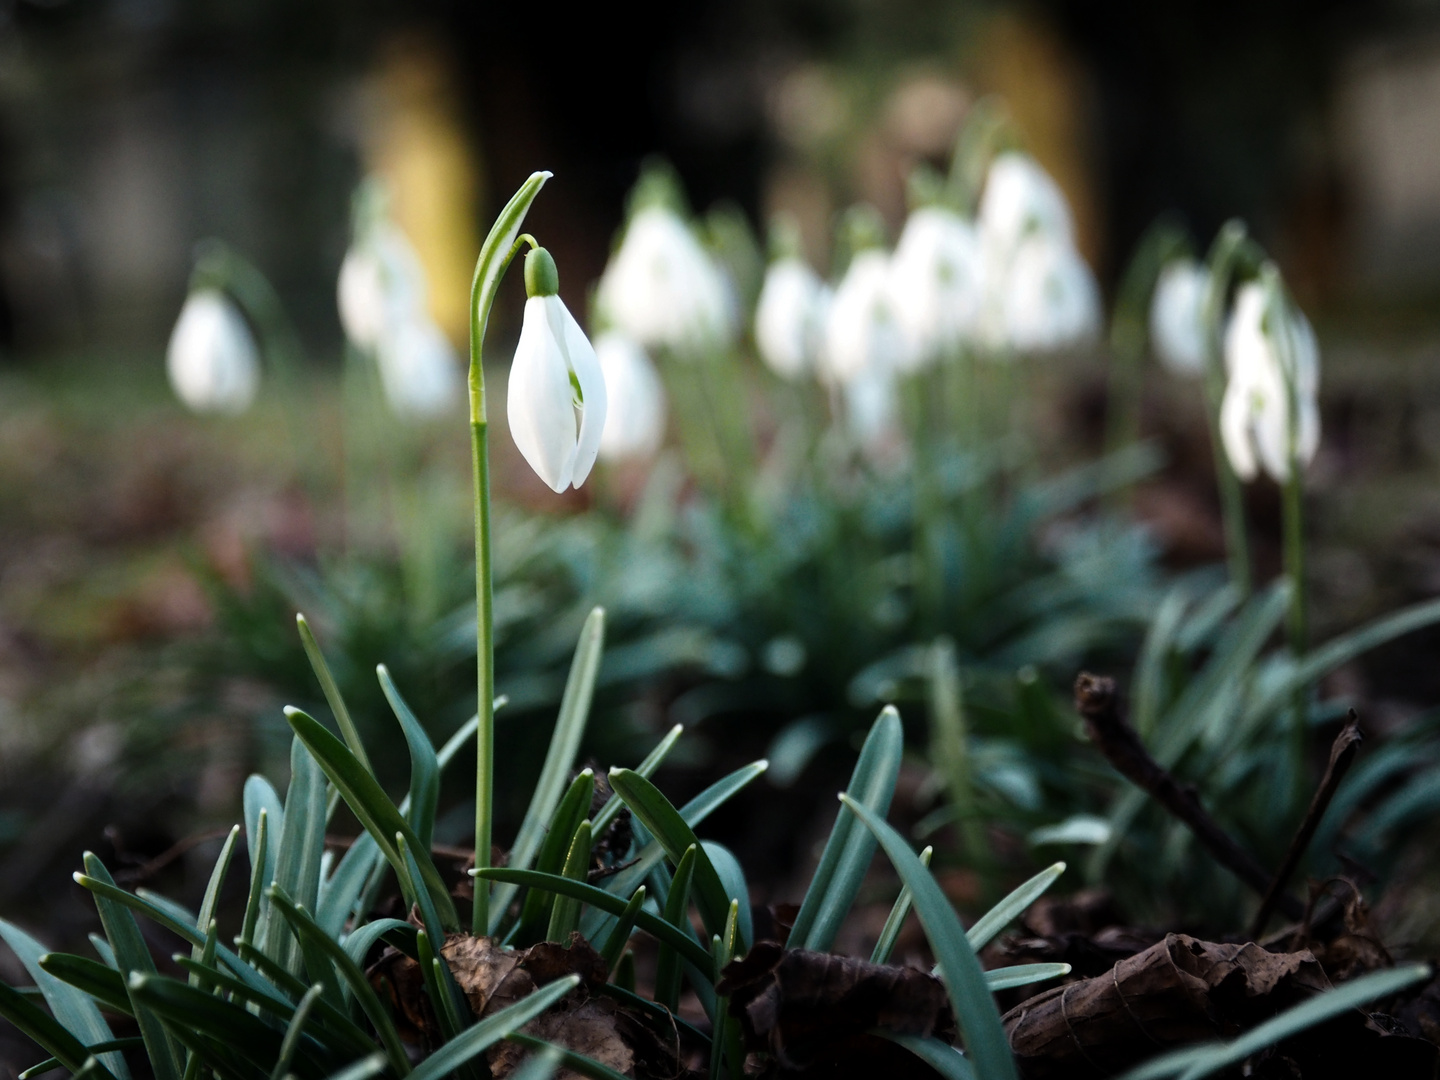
<box><xmin>1249</xmin><ymin>711</ymin><xmax>1363</xmax><ymax>939</ymax></box>
<box><xmin>1074</xmin><ymin>673</ymin><xmax>1304</xmax><ymax>921</ymax></box>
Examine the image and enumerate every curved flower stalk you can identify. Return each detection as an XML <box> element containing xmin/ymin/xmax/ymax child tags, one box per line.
<box><xmin>338</xmin><ymin>180</ymin><xmax>461</xmax><ymax>420</ymax></box>
<box><xmin>1149</xmin><ymin>258</ymin><xmax>1209</xmax><ymax>377</ymax></box>
<box><xmin>887</xmin><ymin>205</ymin><xmax>985</xmax><ymax>370</ymax></box>
<box><xmin>1219</xmin><ymin>278</ymin><xmax>1320</xmax><ymax>484</ymax></box>
<box><xmin>595</xmin><ymin>332</ymin><xmax>666</xmax><ymax>461</ymax></box>
<box><xmin>596</xmin><ymin>204</ymin><xmax>735</xmax><ymax>355</ymax></box>
<box><xmin>755</xmin><ymin>256</ymin><xmax>830</xmax><ymax>379</ymax></box>
<box><xmin>507</xmin><ymin>247</ymin><xmax>607</xmax><ymax>492</ymax></box>
<box><xmin>166</xmin><ymin>288</ymin><xmax>261</xmax><ymax>414</ymax></box>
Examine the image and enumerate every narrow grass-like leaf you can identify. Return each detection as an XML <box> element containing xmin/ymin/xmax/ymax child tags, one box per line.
<box><xmin>0</xmin><ymin>922</ymin><xmax>127</xmax><ymax>1079</ymax></box>
<box><xmin>38</xmin><ymin>954</ymin><xmax>131</xmax><ymax>1016</ymax></box>
<box><xmin>503</xmin><ymin>1035</ymin><xmax>629</xmax><ymax>1080</ymax></box>
<box><xmin>841</xmin><ymin>795</ymin><xmax>1018</xmax><ymax>1080</ymax></box>
<box><xmin>518</xmin><ymin>771</ymin><xmax>594</xmax><ymax>938</ymax></box>
<box><xmin>87</xmin><ymin>935</ymin><xmax>115</xmax><ymax>970</ymax></box>
<box><xmin>600</xmin><ymin>887</ymin><xmax>646</xmax><ymax>974</ymax></box>
<box><xmin>396</xmin><ymin>834</ymin><xmax>447</xmax><ymax>955</ymax></box>
<box><xmin>966</xmin><ymin>862</ymin><xmax>1065</xmax><ymax>952</ymax></box>
<box><xmin>296</xmin><ymin>613</ymin><xmax>372</xmax><ymax>774</ymax></box>
<box><xmin>490</xmin><ymin>608</ymin><xmax>605</xmax><ymax>934</ymax></box>
<box><xmin>872</xmin><ymin>1031</ymin><xmax>975</xmax><ymax>1080</ymax></box>
<box><xmin>415</xmin><ymin>929</ymin><xmax>463</xmax><ymax>1043</ymax></box>
<box><xmin>983</xmin><ymin>964</ymin><xmax>1071</xmax><ymax>991</ymax></box>
<box><xmin>0</xmin><ymin>982</ymin><xmax>117</xmax><ymax>1080</ymax></box>
<box><xmin>592</xmin><ymin>724</ymin><xmax>683</xmax><ymax>837</ymax></box>
<box><xmin>789</xmin><ymin>707</ymin><xmax>904</xmax><ymax>952</ymax></box>
<box><xmin>507</xmin><ymin>1043</ymin><xmax>563</xmax><ymax>1080</ymax></box>
<box><xmin>594</xmin><ymin>983</ymin><xmax>710</xmax><ymax>1046</ymax></box>
<box><xmin>701</xmin><ymin>842</ymin><xmax>752</xmax><ymax>950</ymax></box>
<box><xmin>653</xmin><ymin>845</ymin><xmax>697</xmax><ymax>1011</ymax></box>
<box><xmin>871</xmin><ymin>846</ymin><xmax>932</xmax><ymax>964</ymax></box>
<box><xmin>19</xmin><ymin>1040</ymin><xmax>145</xmax><ymax>1080</ymax></box>
<box><xmin>241</xmin><ymin>810</ymin><xmax>270</xmax><ymax>949</ymax></box>
<box><xmin>270</xmin><ymin>983</ymin><xmax>323</xmax><ymax>1080</ymax></box>
<box><xmin>316</xmin><ymin>832</ymin><xmax>380</xmax><ymax>940</ymax></box>
<box><xmin>264</xmin><ymin>738</ymin><xmax>331</xmax><ymax>978</ymax></box>
<box><xmin>193</xmin><ymin>827</ymin><xmax>240</xmax><ymax>974</ymax></box>
<box><xmin>404</xmin><ymin>976</ymin><xmax>578</xmax><ymax>1080</ymax></box>
<box><xmin>342</xmin><ymin>919</ymin><xmax>416</xmax><ymax>970</ymax></box>
<box><xmin>320</xmin><ymin>1053</ymin><xmax>387</xmax><ymax>1080</ymax></box>
<box><xmin>378</xmin><ymin>665</ymin><xmax>439</xmax><ymax>850</ymax></box>
<box><xmin>266</xmin><ymin>887</ymin><xmax>411</xmax><ymax>1076</ymax></box>
<box><xmin>80</xmin><ymin>854</ymin><xmax>182</xmax><ymax>1080</ymax></box>
<box><xmin>608</xmin><ymin>769</ymin><xmax>732</xmax><ymax>939</ymax></box>
<box><xmin>285</xmin><ymin>706</ymin><xmax>457</xmax><ymax>930</ymax></box>
<box><xmin>1115</xmin><ymin>963</ymin><xmax>1431</xmax><ymax>1080</ymax></box>
<box><xmin>477</xmin><ymin>868</ymin><xmax>714</xmax><ymax>975</ymax></box>
<box><xmin>547</xmin><ymin>821</ymin><xmax>594</xmax><ymax>942</ymax></box>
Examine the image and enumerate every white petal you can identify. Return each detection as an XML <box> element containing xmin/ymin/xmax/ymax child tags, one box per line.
<box><xmin>979</xmin><ymin>152</ymin><xmax>1075</xmax><ymax>257</ymax></box>
<box><xmin>755</xmin><ymin>258</ymin><xmax>824</xmax><ymax>379</ymax></box>
<box><xmin>550</xmin><ymin>296</ymin><xmax>607</xmax><ymax>488</ymax></box>
<box><xmin>1219</xmin><ymin>373</ymin><xmax>1259</xmax><ymax>481</ymax></box>
<box><xmin>375</xmin><ymin>317</ymin><xmax>460</xmax><ymax>419</ymax></box>
<box><xmin>1001</xmin><ymin>236</ymin><xmax>1100</xmax><ymax>353</ymax></box>
<box><xmin>888</xmin><ymin>207</ymin><xmax>984</xmax><ymax>368</ymax></box>
<box><xmin>596</xmin><ymin>333</ymin><xmax>666</xmax><ymax>460</ymax></box>
<box><xmin>337</xmin><ymin>225</ymin><xmax>427</xmax><ymax>351</ymax></box>
<box><xmin>508</xmin><ymin>296</ymin><xmax>580</xmax><ymax>492</ymax></box>
<box><xmin>1150</xmin><ymin>260</ymin><xmax>1209</xmax><ymax>376</ymax></box>
<box><xmin>167</xmin><ymin>290</ymin><xmax>260</xmax><ymax>414</ymax></box>
<box><xmin>822</xmin><ymin>250</ymin><xmax>907</xmax><ymax>383</ymax></box>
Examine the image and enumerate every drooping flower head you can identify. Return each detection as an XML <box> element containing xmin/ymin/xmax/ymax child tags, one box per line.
<box><xmin>998</xmin><ymin>235</ymin><xmax>1101</xmax><ymax>353</ymax></box>
<box><xmin>754</xmin><ymin>216</ymin><xmax>829</xmax><ymax>380</ymax></box>
<box><xmin>507</xmin><ymin>247</ymin><xmax>607</xmax><ymax>492</ymax></box>
<box><xmin>595</xmin><ymin>331</ymin><xmax>667</xmax><ymax>462</ymax></box>
<box><xmin>1150</xmin><ymin>258</ymin><xmax>1210</xmax><ymax>377</ymax></box>
<box><xmin>887</xmin><ymin>205</ymin><xmax>985</xmax><ymax>369</ymax></box>
<box><xmin>166</xmin><ymin>289</ymin><xmax>261</xmax><ymax>415</ymax></box>
<box><xmin>1220</xmin><ymin>275</ymin><xmax>1319</xmax><ymax>483</ymax></box>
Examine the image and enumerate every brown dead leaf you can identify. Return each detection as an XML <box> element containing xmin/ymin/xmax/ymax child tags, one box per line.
<box><xmin>719</xmin><ymin>940</ymin><xmax>955</xmax><ymax>1074</ymax></box>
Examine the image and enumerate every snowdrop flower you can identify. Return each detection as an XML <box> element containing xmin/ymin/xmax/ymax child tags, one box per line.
<box><xmin>1220</xmin><ymin>280</ymin><xmax>1319</xmax><ymax>482</ymax></box>
<box><xmin>596</xmin><ymin>206</ymin><xmax>734</xmax><ymax>354</ymax></box>
<box><xmin>844</xmin><ymin>361</ymin><xmax>901</xmax><ymax>451</ymax></box>
<box><xmin>997</xmin><ymin>234</ymin><xmax>1101</xmax><ymax>353</ymax></box>
<box><xmin>508</xmin><ymin>247</ymin><xmax>607</xmax><ymax>492</ymax></box>
<box><xmin>374</xmin><ymin>318</ymin><xmax>461</xmax><ymax>420</ymax></box>
<box><xmin>595</xmin><ymin>332</ymin><xmax>666</xmax><ymax>461</ymax></box>
<box><xmin>1150</xmin><ymin>259</ymin><xmax>1209</xmax><ymax>376</ymax></box>
<box><xmin>978</xmin><ymin>152</ymin><xmax>1075</xmax><ymax>254</ymax></box>
<box><xmin>755</xmin><ymin>257</ymin><xmax>829</xmax><ymax>379</ymax></box>
<box><xmin>337</xmin><ymin>223</ymin><xmax>426</xmax><ymax>352</ymax></box>
<box><xmin>166</xmin><ymin>289</ymin><xmax>260</xmax><ymax>415</ymax></box>
<box><xmin>820</xmin><ymin>249</ymin><xmax>908</xmax><ymax>385</ymax></box>
<box><xmin>887</xmin><ymin>206</ymin><xmax>984</xmax><ymax>369</ymax></box>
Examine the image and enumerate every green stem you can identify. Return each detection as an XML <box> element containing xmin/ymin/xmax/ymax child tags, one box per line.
<box><xmin>1283</xmin><ymin>469</ymin><xmax>1307</xmax><ymax>802</ymax></box>
<box><xmin>466</xmin><ymin>171</ymin><xmax>552</xmax><ymax>935</ymax></box>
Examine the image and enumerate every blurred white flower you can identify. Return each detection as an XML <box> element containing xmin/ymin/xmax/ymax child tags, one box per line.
<box><xmin>596</xmin><ymin>332</ymin><xmax>667</xmax><ymax>461</ymax></box>
<box><xmin>1150</xmin><ymin>259</ymin><xmax>1209</xmax><ymax>376</ymax></box>
<box><xmin>508</xmin><ymin>249</ymin><xmax>607</xmax><ymax>492</ymax></box>
<box><xmin>997</xmin><ymin>235</ymin><xmax>1101</xmax><ymax>353</ymax></box>
<box><xmin>978</xmin><ymin>152</ymin><xmax>1074</xmax><ymax>255</ymax></box>
<box><xmin>374</xmin><ymin>318</ymin><xmax>461</xmax><ymax>420</ymax></box>
<box><xmin>1220</xmin><ymin>280</ymin><xmax>1319</xmax><ymax>482</ymax></box>
<box><xmin>820</xmin><ymin>250</ymin><xmax>908</xmax><ymax>384</ymax></box>
<box><xmin>596</xmin><ymin>206</ymin><xmax>734</xmax><ymax>354</ymax></box>
<box><xmin>887</xmin><ymin>206</ymin><xmax>984</xmax><ymax>369</ymax></box>
<box><xmin>755</xmin><ymin>257</ymin><xmax>829</xmax><ymax>379</ymax></box>
<box><xmin>338</xmin><ymin>210</ymin><xmax>461</xmax><ymax>420</ymax></box>
<box><xmin>843</xmin><ymin>360</ymin><xmax>901</xmax><ymax>451</ymax></box>
<box><xmin>166</xmin><ymin>289</ymin><xmax>261</xmax><ymax>415</ymax></box>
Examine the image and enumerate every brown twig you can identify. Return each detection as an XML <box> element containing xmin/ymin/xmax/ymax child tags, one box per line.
<box><xmin>1248</xmin><ymin>712</ymin><xmax>1363</xmax><ymax>939</ymax></box>
<box><xmin>1074</xmin><ymin>673</ymin><xmax>1304</xmax><ymax>922</ymax></box>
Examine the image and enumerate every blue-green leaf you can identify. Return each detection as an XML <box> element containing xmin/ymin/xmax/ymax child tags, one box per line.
<box><xmin>378</xmin><ymin>664</ymin><xmax>440</xmax><ymax>850</ymax></box>
<box><xmin>966</xmin><ymin>862</ymin><xmax>1065</xmax><ymax>952</ymax></box>
<box><xmin>405</xmin><ymin>976</ymin><xmax>578</xmax><ymax>1080</ymax></box>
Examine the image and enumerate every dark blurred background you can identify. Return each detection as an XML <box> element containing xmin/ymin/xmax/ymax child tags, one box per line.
<box><xmin>5</xmin><ymin>0</ymin><xmax>1440</xmax><ymax>360</ymax></box>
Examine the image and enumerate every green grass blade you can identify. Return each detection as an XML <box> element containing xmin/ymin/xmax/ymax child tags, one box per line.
<box><xmin>320</xmin><ymin>1053</ymin><xmax>387</xmax><ymax>1080</ymax></box>
<box><xmin>600</xmin><ymin>887</ymin><xmax>647</xmax><ymax>974</ymax></box>
<box><xmin>0</xmin><ymin>982</ymin><xmax>117</xmax><ymax>1080</ymax></box>
<box><xmin>608</xmin><ymin>769</ymin><xmax>733</xmax><ymax>939</ymax></box>
<box><xmin>476</xmin><ymin>868</ymin><xmax>714</xmax><ymax>976</ymax></box>
<box><xmin>296</xmin><ymin>613</ymin><xmax>373</xmax><ymax>774</ymax></box>
<box><xmin>490</xmin><ymin>607</ymin><xmax>605</xmax><ymax>934</ymax></box>
<box><xmin>20</xmin><ymin>1040</ymin><xmax>145</xmax><ymax>1080</ymax></box>
<box><xmin>270</xmin><ymin>983</ymin><xmax>323</xmax><ymax>1080</ymax></box>
<box><xmin>504</xmin><ymin>1034</ymin><xmax>632</xmax><ymax>1080</ymax></box>
<box><xmin>841</xmin><ymin>795</ymin><xmax>1018</xmax><ymax>1080</ymax></box>
<box><xmin>789</xmin><ymin>707</ymin><xmax>904</xmax><ymax>952</ymax></box>
<box><xmin>378</xmin><ymin>664</ymin><xmax>440</xmax><ymax>849</ymax></box>
<box><xmin>264</xmin><ymin>738</ymin><xmax>331</xmax><ymax>978</ymax></box>
<box><xmin>517</xmin><ymin>771</ymin><xmax>594</xmax><ymax>938</ymax></box>
<box><xmin>871</xmin><ymin>846</ymin><xmax>932</xmax><ymax>964</ymax></box>
<box><xmin>342</xmin><ymin>919</ymin><xmax>416</xmax><ymax>970</ymax></box>
<box><xmin>546</xmin><ymin>821</ymin><xmax>593</xmax><ymax>942</ymax></box>
<box><xmin>965</xmin><ymin>862</ymin><xmax>1066</xmax><ymax>952</ymax></box>
<box><xmin>316</xmin><ymin>832</ymin><xmax>382</xmax><ymax>940</ymax></box>
<box><xmin>872</xmin><ymin>1031</ymin><xmax>976</xmax><ymax>1080</ymax></box>
<box><xmin>594</xmin><ymin>983</ymin><xmax>710</xmax><ymax>1046</ymax></box>
<box><xmin>285</xmin><ymin>706</ymin><xmax>458</xmax><ymax>930</ymax></box>
<box><xmin>0</xmin><ymin>922</ymin><xmax>127</xmax><ymax>1079</ymax></box>
<box><xmin>80</xmin><ymin>854</ymin><xmax>182</xmax><ymax>1080</ymax></box>
<box><xmin>700</xmin><ymin>842</ymin><xmax>752</xmax><ymax>950</ymax></box>
<box><xmin>983</xmin><ymin>963</ymin><xmax>1071</xmax><ymax>991</ymax></box>
<box><xmin>243</xmin><ymin>781</ymin><xmax>282</xmax><ymax>949</ymax></box>
<box><xmin>507</xmin><ymin>1043</ymin><xmax>563</xmax><ymax>1080</ymax></box>
<box><xmin>86</xmin><ymin>935</ymin><xmax>115</xmax><ymax>970</ymax></box>
<box><xmin>592</xmin><ymin>724</ymin><xmax>683</xmax><ymax>836</ymax></box>
<box><xmin>653</xmin><ymin>845</ymin><xmax>697</xmax><ymax>1011</ymax></box>
<box><xmin>404</xmin><ymin>976</ymin><xmax>579</xmax><ymax>1080</ymax></box>
<box><xmin>241</xmin><ymin>810</ymin><xmax>270</xmax><ymax>949</ymax></box>
<box><xmin>38</xmin><ymin>954</ymin><xmax>131</xmax><ymax>1016</ymax></box>
<box><xmin>193</xmin><ymin>827</ymin><xmax>240</xmax><ymax>972</ymax></box>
